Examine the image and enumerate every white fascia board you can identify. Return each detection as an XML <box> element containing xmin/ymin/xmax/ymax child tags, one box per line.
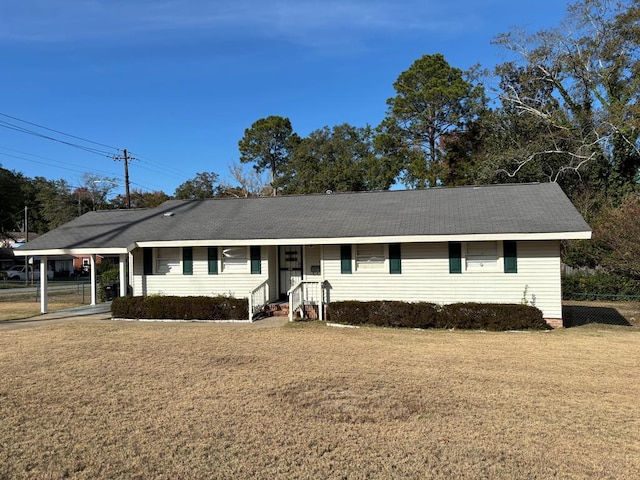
<box><xmin>13</xmin><ymin>247</ymin><xmax>128</xmax><ymax>257</ymax></box>
<box><xmin>133</xmin><ymin>231</ymin><xmax>592</xmax><ymax>249</ymax></box>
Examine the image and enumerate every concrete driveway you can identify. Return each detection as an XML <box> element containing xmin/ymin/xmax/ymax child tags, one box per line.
<box><xmin>0</xmin><ymin>303</ymin><xmax>112</xmax><ymax>331</ymax></box>
<box><xmin>0</xmin><ymin>303</ymin><xmax>289</xmax><ymax>331</ymax></box>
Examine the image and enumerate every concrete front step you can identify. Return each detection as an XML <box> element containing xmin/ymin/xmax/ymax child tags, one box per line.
<box><xmin>267</xmin><ymin>303</ymin><xmax>290</xmax><ymax>317</ymax></box>
<box><xmin>266</xmin><ymin>302</ymin><xmax>324</xmax><ymax>320</ymax></box>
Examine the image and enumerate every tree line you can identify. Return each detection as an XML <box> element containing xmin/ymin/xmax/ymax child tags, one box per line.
<box><xmin>1</xmin><ymin>0</ymin><xmax>638</xmax><ymax>275</ymax></box>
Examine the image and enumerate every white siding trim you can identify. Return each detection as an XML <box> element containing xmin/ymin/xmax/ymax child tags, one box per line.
<box><xmin>130</xmin><ymin>230</ymin><xmax>591</xmax><ymax>250</ymax></box>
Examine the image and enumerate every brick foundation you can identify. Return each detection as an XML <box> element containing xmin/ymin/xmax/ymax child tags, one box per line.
<box><xmin>545</xmin><ymin>318</ymin><xmax>563</xmax><ymax>329</ymax></box>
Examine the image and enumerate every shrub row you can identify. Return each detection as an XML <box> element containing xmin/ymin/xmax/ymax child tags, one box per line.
<box><xmin>562</xmin><ymin>273</ymin><xmax>640</xmax><ymax>300</ymax></box>
<box><xmin>111</xmin><ymin>295</ymin><xmax>249</xmax><ymax>321</ymax></box>
<box><xmin>328</xmin><ymin>301</ymin><xmax>549</xmax><ymax>331</ymax></box>
<box><xmin>436</xmin><ymin>303</ymin><xmax>549</xmax><ymax>330</ymax></box>
<box><xmin>327</xmin><ymin>301</ymin><xmax>438</xmax><ymax>329</ymax></box>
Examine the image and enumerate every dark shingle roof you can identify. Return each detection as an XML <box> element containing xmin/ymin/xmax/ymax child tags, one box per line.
<box><xmin>17</xmin><ymin>183</ymin><xmax>591</xmax><ymax>253</ymax></box>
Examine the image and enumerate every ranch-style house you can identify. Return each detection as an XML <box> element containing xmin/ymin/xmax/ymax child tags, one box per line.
<box><xmin>15</xmin><ymin>182</ymin><xmax>591</xmax><ymax>327</ymax></box>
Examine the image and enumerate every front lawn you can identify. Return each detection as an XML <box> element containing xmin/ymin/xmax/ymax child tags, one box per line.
<box><xmin>0</xmin><ymin>321</ymin><xmax>638</xmax><ymax>479</ymax></box>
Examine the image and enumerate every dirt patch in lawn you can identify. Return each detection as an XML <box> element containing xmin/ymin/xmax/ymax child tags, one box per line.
<box><xmin>1</xmin><ymin>321</ymin><xmax>639</xmax><ymax>479</ymax></box>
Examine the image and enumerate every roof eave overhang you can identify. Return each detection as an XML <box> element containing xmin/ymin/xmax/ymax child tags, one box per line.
<box><xmin>13</xmin><ymin>247</ymin><xmax>129</xmax><ymax>257</ymax></box>
<box><xmin>132</xmin><ymin>231</ymin><xmax>592</xmax><ymax>248</ymax></box>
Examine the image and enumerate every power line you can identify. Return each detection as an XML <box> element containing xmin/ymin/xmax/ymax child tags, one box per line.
<box><xmin>0</xmin><ymin>146</ymin><xmax>123</xmax><ymax>179</ymax></box>
<box><xmin>0</xmin><ymin>113</ymin><xmax>188</xmax><ymax>195</ymax></box>
<box><xmin>129</xmin><ymin>180</ymin><xmax>168</xmax><ymax>192</ymax></box>
<box><xmin>0</xmin><ymin>112</ymin><xmax>119</xmax><ymax>151</ymax></box>
<box><xmin>0</xmin><ymin>149</ymin><xmax>123</xmax><ymax>180</ymax></box>
<box><xmin>129</xmin><ymin>153</ymin><xmax>194</xmax><ymax>181</ymax></box>
<box><xmin>0</xmin><ymin>120</ymin><xmax>115</xmax><ymax>157</ymax></box>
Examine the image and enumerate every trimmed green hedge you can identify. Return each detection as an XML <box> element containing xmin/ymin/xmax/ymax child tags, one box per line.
<box><xmin>328</xmin><ymin>301</ymin><xmax>549</xmax><ymax>331</ymax></box>
<box><xmin>436</xmin><ymin>303</ymin><xmax>549</xmax><ymax>330</ymax></box>
<box><xmin>328</xmin><ymin>301</ymin><xmax>437</xmax><ymax>328</ymax></box>
<box><xmin>111</xmin><ymin>295</ymin><xmax>249</xmax><ymax>321</ymax></box>
<box><xmin>562</xmin><ymin>273</ymin><xmax>640</xmax><ymax>300</ymax></box>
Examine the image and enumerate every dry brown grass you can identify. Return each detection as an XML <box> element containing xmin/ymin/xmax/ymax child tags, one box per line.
<box><xmin>0</xmin><ymin>320</ymin><xmax>639</xmax><ymax>479</ymax></box>
<box><xmin>0</xmin><ymin>290</ymin><xmax>87</xmax><ymax>321</ymax></box>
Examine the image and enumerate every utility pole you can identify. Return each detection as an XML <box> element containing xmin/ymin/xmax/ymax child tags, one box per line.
<box><xmin>114</xmin><ymin>149</ymin><xmax>133</xmax><ymax>209</ymax></box>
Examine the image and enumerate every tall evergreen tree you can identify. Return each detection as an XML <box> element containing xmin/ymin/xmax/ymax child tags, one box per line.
<box><xmin>238</xmin><ymin>116</ymin><xmax>300</xmax><ymax>195</ymax></box>
<box><xmin>377</xmin><ymin>54</ymin><xmax>486</xmax><ymax>188</ymax></box>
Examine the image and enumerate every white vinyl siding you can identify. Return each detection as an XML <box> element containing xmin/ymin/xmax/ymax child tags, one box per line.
<box><xmin>322</xmin><ymin>241</ymin><xmax>562</xmax><ymax>319</ymax></box>
<box><xmin>131</xmin><ymin>246</ymin><xmax>274</xmax><ymax>301</ymax></box>
<box><xmin>131</xmin><ymin>241</ymin><xmax>563</xmax><ymax>320</ymax></box>
<box><xmin>305</xmin><ymin>245</ymin><xmax>322</xmax><ymax>276</ymax></box>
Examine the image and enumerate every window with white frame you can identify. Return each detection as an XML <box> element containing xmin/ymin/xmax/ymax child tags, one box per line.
<box><xmin>465</xmin><ymin>241</ymin><xmax>498</xmax><ymax>271</ymax></box>
<box><xmin>222</xmin><ymin>247</ymin><xmax>247</xmax><ymax>272</ymax></box>
<box><xmin>156</xmin><ymin>247</ymin><xmax>180</xmax><ymax>274</ymax></box>
<box><xmin>355</xmin><ymin>244</ymin><xmax>385</xmax><ymax>271</ymax></box>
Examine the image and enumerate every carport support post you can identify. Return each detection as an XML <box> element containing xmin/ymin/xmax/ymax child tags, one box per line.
<box><xmin>90</xmin><ymin>254</ymin><xmax>97</xmax><ymax>306</ymax></box>
<box><xmin>119</xmin><ymin>254</ymin><xmax>127</xmax><ymax>298</ymax></box>
<box><xmin>40</xmin><ymin>255</ymin><xmax>48</xmax><ymax>314</ymax></box>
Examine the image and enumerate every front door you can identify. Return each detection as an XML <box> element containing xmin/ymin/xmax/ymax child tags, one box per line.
<box><xmin>279</xmin><ymin>246</ymin><xmax>302</xmax><ymax>300</ymax></box>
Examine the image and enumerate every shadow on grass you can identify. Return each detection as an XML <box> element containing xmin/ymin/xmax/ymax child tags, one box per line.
<box><xmin>563</xmin><ymin>305</ymin><xmax>631</xmax><ymax>328</ymax></box>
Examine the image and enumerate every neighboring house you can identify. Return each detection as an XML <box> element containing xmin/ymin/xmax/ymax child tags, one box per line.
<box><xmin>15</xmin><ymin>183</ymin><xmax>591</xmax><ymax>326</ymax></box>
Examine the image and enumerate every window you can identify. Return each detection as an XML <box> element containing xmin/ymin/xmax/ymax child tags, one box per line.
<box><xmin>208</xmin><ymin>247</ymin><xmax>218</xmax><ymax>275</ymax></box>
<box><xmin>449</xmin><ymin>242</ymin><xmax>462</xmax><ymax>274</ymax></box>
<box><xmin>182</xmin><ymin>247</ymin><xmax>193</xmax><ymax>275</ymax></box>
<box><xmin>389</xmin><ymin>243</ymin><xmax>402</xmax><ymax>274</ymax></box>
<box><xmin>250</xmin><ymin>246</ymin><xmax>261</xmax><ymax>274</ymax></box>
<box><xmin>157</xmin><ymin>247</ymin><xmax>180</xmax><ymax>274</ymax></box>
<box><xmin>340</xmin><ymin>245</ymin><xmax>352</xmax><ymax>274</ymax></box>
<box><xmin>222</xmin><ymin>247</ymin><xmax>247</xmax><ymax>272</ymax></box>
<box><xmin>466</xmin><ymin>242</ymin><xmax>498</xmax><ymax>270</ymax></box>
<box><xmin>503</xmin><ymin>241</ymin><xmax>518</xmax><ymax>273</ymax></box>
<box><xmin>450</xmin><ymin>241</ymin><xmax>516</xmax><ymax>274</ymax></box>
<box><xmin>143</xmin><ymin>248</ymin><xmax>153</xmax><ymax>275</ymax></box>
<box><xmin>356</xmin><ymin>244</ymin><xmax>385</xmax><ymax>271</ymax></box>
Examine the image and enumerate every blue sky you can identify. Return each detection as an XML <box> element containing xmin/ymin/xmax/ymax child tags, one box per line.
<box><xmin>0</xmin><ymin>0</ymin><xmax>569</xmax><ymax>197</ymax></box>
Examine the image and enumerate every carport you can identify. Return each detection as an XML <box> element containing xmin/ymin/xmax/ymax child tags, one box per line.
<box><xmin>12</xmin><ymin>206</ymin><xmax>157</xmax><ymax>314</ymax></box>
<box><xmin>14</xmin><ymin>250</ymin><xmax>129</xmax><ymax>314</ymax></box>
